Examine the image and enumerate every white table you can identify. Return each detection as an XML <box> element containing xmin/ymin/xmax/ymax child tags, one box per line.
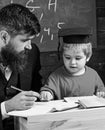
<box><xmin>15</xmin><ymin>107</ymin><xmax>105</xmax><ymax>130</ymax></box>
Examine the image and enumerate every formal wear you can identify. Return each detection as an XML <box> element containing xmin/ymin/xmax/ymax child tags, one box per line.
<box><xmin>0</xmin><ymin>43</ymin><xmax>42</xmax><ymax>130</ymax></box>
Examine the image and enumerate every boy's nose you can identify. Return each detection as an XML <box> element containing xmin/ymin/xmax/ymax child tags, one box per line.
<box><xmin>71</xmin><ymin>59</ymin><xmax>76</xmax><ymax>64</ymax></box>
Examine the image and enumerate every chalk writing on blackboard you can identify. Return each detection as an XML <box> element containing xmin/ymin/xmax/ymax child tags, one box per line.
<box><xmin>25</xmin><ymin>0</ymin><xmax>66</xmax><ymax>45</ymax></box>
<box><xmin>26</xmin><ymin>0</ymin><xmax>41</xmax><ymax>12</ymax></box>
<box><xmin>0</xmin><ymin>0</ymin><xmax>96</xmax><ymax>52</ymax></box>
<box><xmin>10</xmin><ymin>0</ymin><xmax>13</xmax><ymax>3</ymax></box>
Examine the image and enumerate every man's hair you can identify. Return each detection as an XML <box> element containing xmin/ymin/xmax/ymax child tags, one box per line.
<box><xmin>62</xmin><ymin>42</ymin><xmax>92</xmax><ymax>59</ymax></box>
<box><xmin>0</xmin><ymin>3</ymin><xmax>41</xmax><ymax>35</ymax></box>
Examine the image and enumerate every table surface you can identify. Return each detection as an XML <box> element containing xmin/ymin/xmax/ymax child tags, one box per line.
<box><xmin>13</xmin><ymin>96</ymin><xmax>105</xmax><ymax>130</ymax></box>
<box><xmin>17</xmin><ymin>105</ymin><xmax>105</xmax><ymax>130</ymax></box>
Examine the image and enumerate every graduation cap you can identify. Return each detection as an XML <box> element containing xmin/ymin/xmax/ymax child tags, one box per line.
<box><xmin>58</xmin><ymin>27</ymin><xmax>92</xmax><ymax>44</ymax></box>
<box><xmin>57</xmin><ymin>27</ymin><xmax>93</xmax><ymax>59</ymax></box>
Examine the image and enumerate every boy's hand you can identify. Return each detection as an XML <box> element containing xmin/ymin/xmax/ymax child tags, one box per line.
<box><xmin>40</xmin><ymin>91</ymin><xmax>53</xmax><ymax>101</ymax></box>
<box><xmin>96</xmin><ymin>91</ymin><xmax>105</xmax><ymax>98</ymax></box>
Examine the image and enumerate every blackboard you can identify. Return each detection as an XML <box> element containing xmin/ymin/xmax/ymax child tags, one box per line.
<box><xmin>0</xmin><ymin>0</ymin><xmax>96</xmax><ymax>52</ymax></box>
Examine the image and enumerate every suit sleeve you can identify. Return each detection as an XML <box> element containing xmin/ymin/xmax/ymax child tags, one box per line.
<box><xmin>31</xmin><ymin>44</ymin><xmax>42</xmax><ymax>92</ymax></box>
<box><xmin>0</xmin><ymin>104</ymin><xmax>3</xmax><ymax>130</ymax></box>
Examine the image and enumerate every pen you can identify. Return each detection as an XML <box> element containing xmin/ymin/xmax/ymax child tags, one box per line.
<box><xmin>10</xmin><ymin>85</ymin><xmax>23</xmax><ymax>92</ymax></box>
<box><xmin>50</xmin><ymin>105</ymin><xmax>79</xmax><ymax>113</ymax></box>
<box><xmin>10</xmin><ymin>85</ymin><xmax>42</xmax><ymax>100</ymax></box>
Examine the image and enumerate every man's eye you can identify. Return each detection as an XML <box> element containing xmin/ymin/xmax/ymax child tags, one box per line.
<box><xmin>65</xmin><ymin>57</ymin><xmax>71</xmax><ymax>60</ymax></box>
<box><xmin>21</xmin><ymin>39</ymin><xmax>29</xmax><ymax>42</ymax></box>
<box><xmin>21</xmin><ymin>40</ymin><xmax>26</xmax><ymax>42</ymax></box>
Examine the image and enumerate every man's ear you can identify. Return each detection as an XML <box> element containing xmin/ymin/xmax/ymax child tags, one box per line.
<box><xmin>0</xmin><ymin>30</ymin><xmax>10</xmax><ymax>45</ymax></box>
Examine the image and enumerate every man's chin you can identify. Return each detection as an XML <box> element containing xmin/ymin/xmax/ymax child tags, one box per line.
<box><xmin>10</xmin><ymin>60</ymin><xmax>27</xmax><ymax>72</ymax></box>
<box><xmin>0</xmin><ymin>45</ymin><xmax>29</xmax><ymax>72</ymax></box>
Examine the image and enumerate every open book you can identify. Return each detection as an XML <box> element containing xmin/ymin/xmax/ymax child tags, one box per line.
<box><xmin>7</xmin><ymin>100</ymin><xmax>78</xmax><ymax>117</ymax></box>
<box><xmin>8</xmin><ymin>96</ymin><xmax>105</xmax><ymax>117</ymax></box>
<box><xmin>64</xmin><ymin>95</ymin><xmax>105</xmax><ymax>109</ymax></box>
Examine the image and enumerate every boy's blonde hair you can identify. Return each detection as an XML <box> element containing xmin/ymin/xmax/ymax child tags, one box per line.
<box><xmin>62</xmin><ymin>42</ymin><xmax>92</xmax><ymax>59</ymax></box>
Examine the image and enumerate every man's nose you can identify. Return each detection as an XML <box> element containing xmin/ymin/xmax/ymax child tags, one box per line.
<box><xmin>25</xmin><ymin>41</ymin><xmax>32</xmax><ymax>50</ymax></box>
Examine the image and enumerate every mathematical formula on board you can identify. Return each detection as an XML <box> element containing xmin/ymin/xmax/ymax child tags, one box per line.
<box><xmin>2</xmin><ymin>0</ymin><xmax>96</xmax><ymax>51</ymax></box>
<box><xmin>26</xmin><ymin>0</ymin><xmax>65</xmax><ymax>44</ymax></box>
<box><xmin>10</xmin><ymin>0</ymin><xmax>65</xmax><ymax>44</ymax></box>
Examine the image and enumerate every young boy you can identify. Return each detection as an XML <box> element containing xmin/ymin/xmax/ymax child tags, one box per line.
<box><xmin>40</xmin><ymin>29</ymin><xmax>105</xmax><ymax>101</ymax></box>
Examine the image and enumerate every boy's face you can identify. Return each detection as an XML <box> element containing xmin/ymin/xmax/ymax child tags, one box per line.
<box><xmin>63</xmin><ymin>48</ymin><xmax>89</xmax><ymax>76</ymax></box>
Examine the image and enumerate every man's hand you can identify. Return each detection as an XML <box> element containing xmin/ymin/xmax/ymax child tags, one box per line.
<box><xmin>5</xmin><ymin>91</ymin><xmax>40</xmax><ymax>112</ymax></box>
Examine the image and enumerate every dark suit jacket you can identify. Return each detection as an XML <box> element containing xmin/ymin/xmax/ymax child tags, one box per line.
<box><xmin>0</xmin><ymin>112</ymin><xmax>3</xmax><ymax>130</ymax></box>
<box><xmin>19</xmin><ymin>43</ymin><xmax>42</xmax><ymax>92</ymax></box>
<box><xmin>0</xmin><ymin>43</ymin><xmax>42</xmax><ymax>130</ymax></box>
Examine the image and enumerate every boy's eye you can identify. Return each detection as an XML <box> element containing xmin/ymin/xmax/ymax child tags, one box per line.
<box><xmin>76</xmin><ymin>57</ymin><xmax>82</xmax><ymax>60</ymax></box>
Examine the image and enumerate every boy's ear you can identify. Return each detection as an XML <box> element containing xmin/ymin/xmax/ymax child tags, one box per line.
<box><xmin>0</xmin><ymin>30</ymin><xmax>10</xmax><ymax>45</ymax></box>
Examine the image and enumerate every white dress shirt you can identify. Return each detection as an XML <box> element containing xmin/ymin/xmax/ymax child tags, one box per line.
<box><xmin>0</xmin><ymin>65</ymin><xmax>12</xmax><ymax>119</ymax></box>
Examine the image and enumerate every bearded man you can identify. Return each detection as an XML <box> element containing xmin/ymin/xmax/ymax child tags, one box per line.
<box><xmin>0</xmin><ymin>3</ymin><xmax>42</xmax><ymax>130</ymax></box>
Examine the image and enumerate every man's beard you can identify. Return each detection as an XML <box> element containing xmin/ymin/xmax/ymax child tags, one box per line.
<box><xmin>0</xmin><ymin>44</ymin><xmax>29</xmax><ymax>72</ymax></box>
